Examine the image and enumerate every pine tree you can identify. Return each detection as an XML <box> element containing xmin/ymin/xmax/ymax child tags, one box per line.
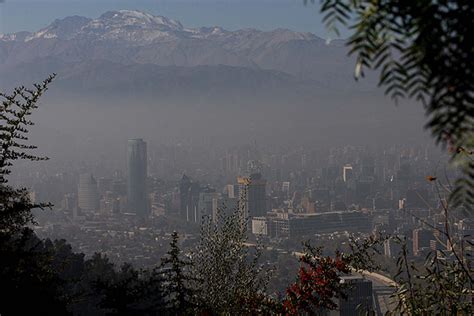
<box><xmin>160</xmin><ymin>231</ymin><xmax>196</xmax><ymax>315</ymax></box>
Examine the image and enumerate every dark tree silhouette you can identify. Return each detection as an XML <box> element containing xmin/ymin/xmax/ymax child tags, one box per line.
<box><xmin>94</xmin><ymin>261</ymin><xmax>165</xmax><ymax>315</ymax></box>
<box><xmin>0</xmin><ymin>75</ymin><xmax>71</xmax><ymax>315</ymax></box>
<box><xmin>0</xmin><ymin>75</ymin><xmax>55</xmax><ymax>232</ymax></box>
<box><xmin>159</xmin><ymin>231</ymin><xmax>196</xmax><ymax>315</ymax></box>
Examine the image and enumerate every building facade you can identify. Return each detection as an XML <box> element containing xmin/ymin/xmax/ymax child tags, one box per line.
<box><xmin>127</xmin><ymin>138</ymin><xmax>149</xmax><ymax>217</ymax></box>
<box><xmin>237</xmin><ymin>173</ymin><xmax>267</xmax><ymax>218</ymax></box>
<box><xmin>78</xmin><ymin>173</ymin><xmax>99</xmax><ymax>212</ymax></box>
<box><xmin>339</xmin><ymin>276</ymin><xmax>373</xmax><ymax>315</ymax></box>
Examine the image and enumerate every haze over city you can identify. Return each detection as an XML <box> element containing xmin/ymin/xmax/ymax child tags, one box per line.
<box><xmin>0</xmin><ymin>1</ymin><xmax>471</xmax><ymax>315</ymax></box>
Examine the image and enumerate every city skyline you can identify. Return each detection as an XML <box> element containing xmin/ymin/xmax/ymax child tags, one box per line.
<box><xmin>1</xmin><ymin>2</ymin><xmax>471</xmax><ymax>315</ymax></box>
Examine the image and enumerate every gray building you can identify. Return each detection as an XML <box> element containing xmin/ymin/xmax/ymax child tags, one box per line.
<box><xmin>339</xmin><ymin>276</ymin><xmax>373</xmax><ymax>315</ymax></box>
<box><xmin>179</xmin><ymin>174</ymin><xmax>202</xmax><ymax>223</ymax></box>
<box><xmin>78</xmin><ymin>173</ymin><xmax>99</xmax><ymax>212</ymax></box>
<box><xmin>198</xmin><ymin>187</ymin><xmax>220</xmax><ymax>222</ymax></box>
<box><xmin>237</xmin><ymin>173</ymin><xmax>267</xmax><ymax>217</ymax></box>
<box><xmin>258</xmin><ymin>210</ymin><xmax>373</xmax><ymax>238</ymax></box>
<box><xmin>127</xmin><ymin>139</ymin><xmax>148</xmax><ymax>217</ymax></box>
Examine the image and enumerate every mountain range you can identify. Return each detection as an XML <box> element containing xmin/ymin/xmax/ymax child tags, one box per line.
<box><xmin>0</xmin><ymin>10</ymin><xmax>425</xmax><ymax>157</ymax></box>
<box><xmin>0</xmin><ymin>10</ymin><xmax>362</xmax><ymax>92</ymax></box>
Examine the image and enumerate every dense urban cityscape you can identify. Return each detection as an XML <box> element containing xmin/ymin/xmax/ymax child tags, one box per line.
<box><xmin>13</xmin><ymin>138</ymin><xmax>467</xmax><ymax>313</ymax></box>
<box><xmin>17</xmin><ymin>141</ymin><xmax>468</xmax><ymax>260</ymax></box>
<box><xmin>1</xmin><ymin>1</ymin><xmax>472</xmax><ymax>315</ymax></box>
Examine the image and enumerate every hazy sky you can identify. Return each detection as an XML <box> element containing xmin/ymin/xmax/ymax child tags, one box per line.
<box><xmin>0</xmin><ymin>0</ymin><xmax>329</xmax><ymax>35</ymax></box>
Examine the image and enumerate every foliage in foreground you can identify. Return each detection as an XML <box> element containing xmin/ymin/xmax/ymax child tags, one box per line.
<box><xmin>0</xmin><ymin>75</ymin><xmax>55</xmax><ymax>232</ymax></box>
<box><xmin>1</xmin><ymin>23</ymin><xmax>473</xmax><ymax>311</ymax></box>
<box><xmin>390</xmin><ymin>236</ymin><xmax>473</xmax><ymax>315</ymax></box>
<box><xmin>159</xmin><ymin>231</ymin><xmax>196</xmax><ymax>314</ymax></box>
<box><xmin>192</xmin><ymin>201</ymin><xmax>274</xmax><ymax>315</ymax></box>
<box><xmin>282</xmin><ymin>236</ymin><xmax>384</xmax><ymax>315</ymax></box>
<box><xmin>388</xmin><ymin>177</ymin><xmax>473</xmax><ymax>315</ymax></box>
<box><xmin>0</xmin><ymin>75</ymin><xmax>66</xmax><ymax>314</ymax></box>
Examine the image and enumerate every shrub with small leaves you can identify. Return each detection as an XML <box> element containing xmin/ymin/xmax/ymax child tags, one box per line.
<box><xmin>192</xmin><ymin>191</ymin><xmax>274</xmax><ymax>315</ymax></box>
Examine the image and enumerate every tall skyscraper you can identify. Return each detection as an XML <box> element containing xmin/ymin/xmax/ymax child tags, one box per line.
<box><xmin>178</xmin><ymin>174</ymin><xmax>202</xmax><ymax>223</ymax></box>
<box><xmin>237</xmin><ymin>173</ymin><xmax>267</xmax><ymax>217</ymax></box>
<box><xmin>127</xmin><ymin>139</ymin><xmax>148</xmax><ymax>217</ymax></box>
<box><xmin>78</xmin><ymin>173</ymin><xmax>99</xmax><ymax>212</ymax></box>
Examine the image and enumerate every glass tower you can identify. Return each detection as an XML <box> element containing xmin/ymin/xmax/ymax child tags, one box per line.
<box><xmin>127</xmin><ymin>138</ymin><xmax>148</xmax><ymax>217</ymax></box>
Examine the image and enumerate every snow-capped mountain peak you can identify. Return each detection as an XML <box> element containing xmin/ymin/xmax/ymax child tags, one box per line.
<box><xmin>98</xmin><ymin>10</ymin><xmax>183</xmax><ymax>31</ymax></box>
<box><xmin>23</xmin><ymin>10</ymin><xmax>185</xmax><ymax>43</ymax></box>
<box><xmin>0</xmin><ymin>10</ymin><xmax>358</xmax><ymax>95</ymax></box>
<box><xmin>10</xmin><ymin>10</ymin><xmax>325</xmax><ymax>47</ymax></box>
<box><xmin>80</xmin><ymin>10</ymin><xmax>185</xmax><ymax>43</ymax></box>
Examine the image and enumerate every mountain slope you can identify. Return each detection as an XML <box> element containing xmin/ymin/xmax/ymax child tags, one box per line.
<box><xmin>0</xmin><ymin>57</ymin><xmax>311</xmax><ymax>102</ymax></box>
<box><xmin>0</xmin><ymin>10</ymin><xmax>362</xmax><ymax>87</ymax></box>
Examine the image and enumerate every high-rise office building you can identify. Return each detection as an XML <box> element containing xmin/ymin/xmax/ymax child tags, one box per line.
<box><xmin>179</xmin><ymin>174</ymin><xmax>202</xmax><ymax>222</ymax></box>
<box><xmin>127</xmin><ymin>138</ymin><xmax>148</xmax><ymax>217</ymax></box>
<box><xmin>237</xmin><ymin>173</ymin><xmax>267</xmax><ymax>217</ymax></box>
<box><xmin>78</xmin><ymin>173</ymin><xmax>99</xmax><ymax>212</ymax></box>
